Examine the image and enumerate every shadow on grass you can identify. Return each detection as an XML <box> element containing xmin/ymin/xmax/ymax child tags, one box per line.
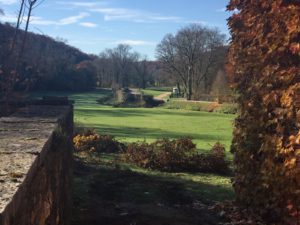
<box><xmin>76</xmin><ymin>107</ymin><xmax>234</xmax><ymax>118</ymax></box>
<box><xmin>80</xmin><ymin>124</ymin><xmax>229</xmax><ymax>143</ymax></box>
<box><xmin>77</xmin><ymin>107</ymin><xmax>233</xmax><ymax>119</ymax></box>
<box><xmin>30</xmin><ymin>88</ymin><xmax>112</xmax><ymax>99</ymax></box>
<box><xmin>72</xmin><ymin>156</ymin><xmax>233</xmax><ymax>225</ymax></box>
<box><xmin>76</xmin><ymin>108</ymin><xmax>145</xmax><ymax>117</ymax></box>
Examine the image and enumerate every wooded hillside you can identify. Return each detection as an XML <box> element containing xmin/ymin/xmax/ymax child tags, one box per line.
<box><xmin>0</xmin><ymin>23</ymin><xmax>95</xmax><ymax>91</ymax></box>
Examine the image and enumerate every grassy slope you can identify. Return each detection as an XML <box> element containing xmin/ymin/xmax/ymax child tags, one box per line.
<box><xmin>31</xmin><ymin>89</ymin><xmax>235</xmax><ymax>224</ymax></box>
<box><xmin>76</xmin><ymin>107</ymin><xmax>234</xmax><ymax>152</ymax></box>
<box><xmin>31</xmin><ymin>89</ymin><xmax>234</xmax><ymax>152</ymax></box>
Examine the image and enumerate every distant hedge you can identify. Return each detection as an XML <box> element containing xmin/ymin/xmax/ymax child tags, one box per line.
<box><xmin>164</xmin><ymin>100</ymin><xmax>237</xmax><ymax>114</ymax></box>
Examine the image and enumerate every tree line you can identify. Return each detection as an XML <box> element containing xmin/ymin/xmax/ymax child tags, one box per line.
<box><xmin>91</xmin><ymin>44</ymin><xmax>158</xmax><ymax>90</ymax></box>
<box><xmin>0</xmin><ymin>1</ymin><xmax>96</xmax><ymax>97</ymax></box>
<box><xmin>1</xmin><ymin>3</ymin><xmax>229</xmax><ymax>101</ymax></box>
<box><xmin>0</xmin><ymin>23</ymin><xmax>93</xmax><ymax>92</ymax></box>
<box><xmin>156</xmin><ymin>24</ymin><xmax>228</xmax><ymax>100</ymax></box>
<box><xmin>92</xmin><ymin>24</ymin><xmax>229</xmax><ymax>101</ymax></box>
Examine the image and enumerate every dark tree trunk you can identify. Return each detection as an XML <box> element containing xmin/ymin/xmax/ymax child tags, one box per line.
<box><xmin>187</xmin><ymin>67</ymin><xmax>193</xmax><ymax>100</ymax></box>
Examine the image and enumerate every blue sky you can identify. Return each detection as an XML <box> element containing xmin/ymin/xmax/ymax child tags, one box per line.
<box><xmin>0</xmin><ymin>0</ymin><xmax>230</xmax><ymax>59</ymax></box>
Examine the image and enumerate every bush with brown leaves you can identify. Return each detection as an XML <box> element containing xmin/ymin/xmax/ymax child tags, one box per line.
<box><xmin>124</xmin><ymin>139</ymin><xmax>229</xmax><ymax>174</ymax></box>
<box><xmin>73</xmin><ymin>130</ymin><xmax>124</xmax><ymax>153</ymax></box>
<box><xmin>228</xmin><ymin>0</ymin><xmax>300</xmax><ymax>223</ymax></box>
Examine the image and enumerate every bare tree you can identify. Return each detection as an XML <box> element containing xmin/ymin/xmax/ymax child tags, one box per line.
<box><xmin>93</xmin><ymin>52</ymin><xmax>114</xmax><ymax>87</ymax></box>
<box><xmin>10</xmin><ymin>0</ymin><xmax>26</xmax><ymax>54</ymax></box>
<box><xmin>93</xmin><ymin>46</ymin><xmax>159</xmax><ymax>89</ymax></box>
<box><xmin>156</xmin><ymin>24</ymin><xmax>226</xmax><ymax>100</ymax></box>
<box><xmin>20</xmin><ymin>0</ymin><xmax>39</xmax><ymax>58</ymax></box>
<box><xmin>156</xmin><ymin>34</ymin><xmax>189</xmax><ymax>94</ymax></box>
<box><xmin>133</xmin><ymin>55</ymin><xmax>150</xmax><ymax>89</ymax></box>
<box><xmin>0</xmin><ymin>0</ymin><xmax>43</xmax><ymax>103</ymax></box>
<box><xmin>106</xmin><ymin>44</ymin><xmax>138</xmax><ymax>88</ymax></box>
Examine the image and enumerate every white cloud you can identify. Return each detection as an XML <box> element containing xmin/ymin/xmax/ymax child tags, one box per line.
<box><xmin>149</xmin><ymin>16</ymin><xmax>182</xmax><ymax>22</ymax></box>
<box><xmin>91</xmin><ymin>7</ymin><xmax>183</xmax><ymax>23</ymax></box>
<box><xmin>59</xmin><ymin>12</ymin><xmax>89</xmax><ymax>25</ymax></box>
<box><xmin>57</xmin><ymin>1</ymin><xmax>185</xmax><ymax>24</ymax></box>
<box><xmin>0</xmin><ymin>13</ymin><xmax>16</xmax><ymax>23</ymax></box>
<box><xmin>0</xmin><ymin>12</ymin><xmax>90</xmax><ymax>26</ymax></box>
<box><xmin>63</xmin><ymin>2</ymin><xmax>98</xmax><ymax>7</ymax></box>
<box><xmin>113</xmin><ymin>40</ymin><xmax>156</xmax><ymax>46</ymax></box>
<box><xmin>92</xmin><ymin>8</ymin><xmax>139</xmax><ymax>22</ymax></box>
<box><xmin>29</xmin><ymin>16</ymin><xmax>56</xmax><ymax>25</ymax></box>
<box><xmin>57</xmin><ymin>1</ymin><xmax>106</xmax><ymax>8</ymax></box>
<box><xmin>79</xmin><ymin>22</ymin><xmax>98</xmax><ymax>28</ymax></box>
<box><xmin>0</xmin><ymin>0</ymin><xmax>17</xmax><ymax>5</ymax></box>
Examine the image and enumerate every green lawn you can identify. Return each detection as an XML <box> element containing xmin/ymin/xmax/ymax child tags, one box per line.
<box><xmin>77</xmin><ymin>107</ymin><xmax>233</xmax><ymax>152</ymax></box>
<box><xmin>31</xmin><ymin>89</ymin><xmax>236</xmax><ymax>223</ymax></box>
<box><xmin>31</xmin><ymin>89</ymin><xmax>234</xmax><ymax>152</ymax></box>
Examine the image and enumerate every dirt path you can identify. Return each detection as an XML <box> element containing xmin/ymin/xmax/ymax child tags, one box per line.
<box><xmin>155</xmin><ymin>92</ymin><xmax>172</xmax><ymax>101</ymax></box>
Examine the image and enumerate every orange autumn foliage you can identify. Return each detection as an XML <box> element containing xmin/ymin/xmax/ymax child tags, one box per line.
<box><xmin>227</xmin><ymin>0</ymin><xmax>300</xmax><ymax>224</ymax></box>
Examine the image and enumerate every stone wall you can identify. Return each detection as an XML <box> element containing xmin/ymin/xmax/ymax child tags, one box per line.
<box><xmin>0</xmin><ymin>101</ymin><xmax>73</xmax><ymax>225</ymax></box>
<box><xmin>114</xmin><ymin>88</ymin><xmax>164</xmax><ymax>107</ymax></box>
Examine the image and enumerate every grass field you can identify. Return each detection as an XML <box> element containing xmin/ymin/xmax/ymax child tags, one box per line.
<box><xmin>31</xmin><ymin>89</ymin><xmax>236</xmax><ymax>224</ymax></box>
<box><xmin>31</xmin><ymin>89</ymin><xmax>235</xmax><ymax>152</ymax></box>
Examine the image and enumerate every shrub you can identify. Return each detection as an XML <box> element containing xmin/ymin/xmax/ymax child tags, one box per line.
<box><xmin>186</xmin><ymin>142</ymin><xmax>229</xmax><ymax>175</ymax></box>
<box><xmin>202</xmin><ymin>142</ymin><xmax>229</xmax><ymax>174</ymax></box>
<box><xmin>123</xmin><ymin>142</ymin><xmax>157</xmax><ymax>168</ymax></box>
<box><xmin>215</xmin><ymin>103</ymin><xmax>238</xmax><ymax>114</ymax></box>
<box><xmin>210</xmin><ymin>142</ymin><xmax>226</xmax><ymax>158</ymax></box>
<box><xmin>164</xmin><ymin>100</ymin><xmax>217</xmax><ymax>112</ymax></box>
<box><xmin>73</xmin><ymin>130</ymin><xmax>124</xmax><ymax>153</ymax></box>
<box><xmin>228</xmin><ymin>1</ymin><xmax>300</xmax><ymax>223</ymax></box>
<box><xmin>123</xmin><ymin>138</ymin><xmax>229</xmax><ymax>174</ymax></box>
<box><xmin>164</xmin><ymin>100</ymin><xmax>237</xmax><ymax>114</ymax></box>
